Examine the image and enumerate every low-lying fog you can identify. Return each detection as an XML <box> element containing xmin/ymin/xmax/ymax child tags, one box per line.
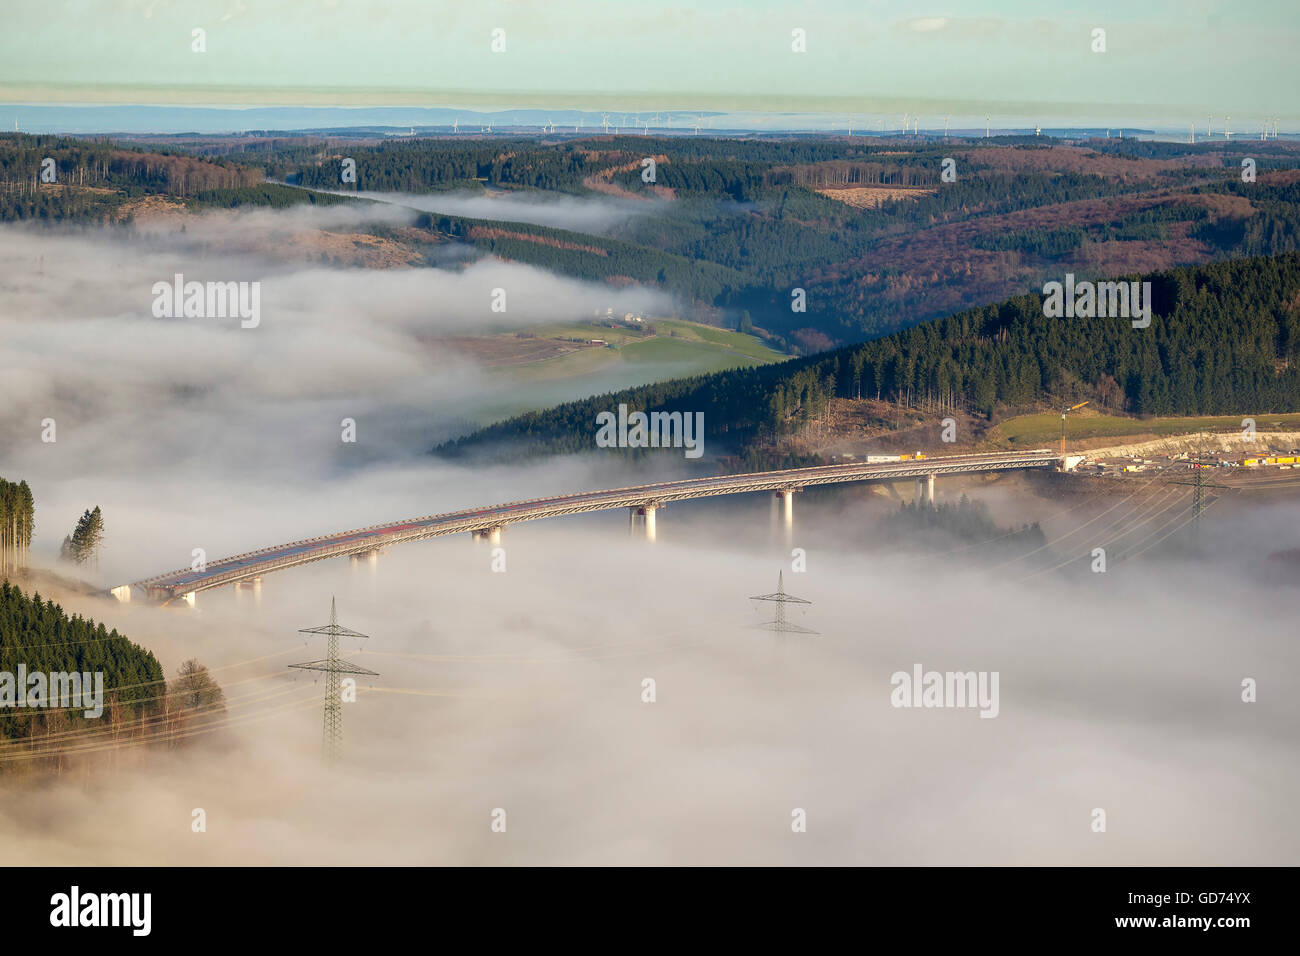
<box><xmin>0</xmin><ymin>209</ymin><xmax>678</xmax><ymax>580</ymax></box>
<box><xmin>339</xmin><ymin>187</ymin><xmax>657</xmax><ymax>235</ymax></box>
<box><xmin>4</xmin><ymin>503</ymin><xmax>1297</xmax><ymax>865</ymax></box>
<box><xmin>1</xmin><ymin>211</ymin><xmax>1297</xmax><ymax>865</ymax></box>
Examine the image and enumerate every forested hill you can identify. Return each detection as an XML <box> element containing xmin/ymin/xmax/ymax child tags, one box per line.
<box><xmin>437</xmin><ymin>252</ymin><xmax>1300</xmax><ymax>463</ymax></box>
<box><xmin>266</xmin><ymin>135</ymin><xmax>1300</xmax><ymax>348</ymax></box>
<box><xmin>9</xmin><ymin>131</ymin><xmax>1300</xmax><ymax>350</ymax></box>
<box><xmin>0</xmin><ymin>581</ymin><xmax>163</xmax><ymax>742</ymax></box>
<box><xmin>0</xmin><ymin>133</ymin><xmax>353</xmax><ymax>224</ymax></box>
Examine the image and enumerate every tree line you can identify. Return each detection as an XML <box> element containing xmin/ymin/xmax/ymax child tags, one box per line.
<box><xmin>0</xmin><ymin>582</ymin><xmax>225</xmax><ymax>776</ymax></box>
<box><xmin>0</xmin><ymin>478</ymin><xmax>35</xmax><ymax>576</ymax></box>
<box><xmin>0</xmin><ymin>135</ymin><xmax>260</xmax><ymax>196</ymax></box>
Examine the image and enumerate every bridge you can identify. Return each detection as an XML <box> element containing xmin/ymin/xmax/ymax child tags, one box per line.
<box><xmin>112</xmin><ymin>450</ymin><xmax>1063</xmax><ymax>605</ymax></box>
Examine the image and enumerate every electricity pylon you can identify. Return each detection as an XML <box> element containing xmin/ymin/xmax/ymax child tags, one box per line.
<box><xmin>289</xmin><ymin>597</ymin><xmax>378</xmax><ymax>763</ymax></box>
<box><xmin>1168</xmin><ymin>457</ymin><xmax>1230</xmax><ymax>543</ymax></box>
<box><xmin>750</xmin><ymin>571</ymin><xmax>818</xmax><ymax>635</ymax></box>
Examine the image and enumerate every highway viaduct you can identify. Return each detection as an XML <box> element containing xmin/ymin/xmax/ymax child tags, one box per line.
<box><xmin>112</xmin><ymin>450</ymin><xmax>1065</xmax><ymax>605</ymax></box>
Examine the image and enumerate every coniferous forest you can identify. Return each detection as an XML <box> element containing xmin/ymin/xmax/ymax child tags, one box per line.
<box><xmin>0</xmin><ymin>583</ymin><xmax>225</xmax><ymax>774</ymax></box>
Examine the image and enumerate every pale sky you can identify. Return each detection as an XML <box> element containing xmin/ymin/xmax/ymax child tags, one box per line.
<box><xmin>1</xmin><ymin>1</ymin><xmax>1297</xmax><ymax>125</ymax></box>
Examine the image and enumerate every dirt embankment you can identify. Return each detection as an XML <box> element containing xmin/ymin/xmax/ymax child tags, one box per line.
<box><xmin>1079</xmin><ymin>431</ymin><xmax>1300</xmax><ymax>459</ymax></box>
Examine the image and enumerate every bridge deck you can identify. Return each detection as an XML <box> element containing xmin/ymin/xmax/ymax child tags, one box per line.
<box><xmin>123</xmin><ymin>451</ymin><xmax>1058</xmax><ymax>599</ymax></box>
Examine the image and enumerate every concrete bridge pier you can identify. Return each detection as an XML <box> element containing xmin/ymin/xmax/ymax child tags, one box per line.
<box><xmin>914</xmin><ymin>473</ymin><xmax>936</xmax><ymax>505</ymax></box>
<box><xmin>349</xmin><ymin>550</ymin><xmax>382</xmax><ymax>584</ymax></box>
<box><xmin>630</xmin><ymin>504</ymin><xmax>657</xmax><ymax>541</ymax></box>
<box><xmin>470</xmin><ymin>526</ymin><xmax>504</xmax><ymax>546</ymax></box>
<box><xmin>773</xmin><ymin>488</ymin><xmax>796</xmax><ymax>547</ymax></box>
<box><xmin>235</xmin><ymin>576</ymin><xmax>263</xmax><ymax>607</ymax></box>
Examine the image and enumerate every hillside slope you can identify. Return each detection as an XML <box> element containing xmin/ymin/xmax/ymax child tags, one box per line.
<box><xmin>437</xmin><ymin>252</ymin><xmax>1300</xmax><ymax>464</ymax></box>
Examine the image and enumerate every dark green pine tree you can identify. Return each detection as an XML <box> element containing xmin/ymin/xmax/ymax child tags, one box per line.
<box><xmin>60</xmin><ymin>507</ymin><xmax>104</xmax><ymax>566</ymax></box>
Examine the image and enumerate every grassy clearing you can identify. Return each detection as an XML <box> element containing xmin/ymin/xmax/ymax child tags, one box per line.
<box><xmin>525</xmin><ymin>317</ymin><xmax>786</xmax><ymax>363</ymax></box>
<box><xmin>501</xmin><ymin>334</ymin><xmax>770</xmax><ymax>385</ymax></box>
<box><xmin>470</xmin><ymin>320</ymin><xmax>786</xmax><ymax>422</ymax></box>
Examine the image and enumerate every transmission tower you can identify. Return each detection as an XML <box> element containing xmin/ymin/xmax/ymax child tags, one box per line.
<box><xmin>750</xmin><ymin>571</ymin><xmax>818</xmax><ymax>635</ymax></box>
<box><xmin>289</xmin><ymin>597</ymin><xmax>378</xmax><ymax>763</ymax></box>
<box><xmin>1167</xmin><ymin>439</ymin><xmax>1230</xmax><ymax>544</ymax></box>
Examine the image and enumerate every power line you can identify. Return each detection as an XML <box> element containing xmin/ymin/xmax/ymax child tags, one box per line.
<box><xmin>0</xmin><ymin>686</ymin><xmax>321</xmax><ymax>763</ymax></box>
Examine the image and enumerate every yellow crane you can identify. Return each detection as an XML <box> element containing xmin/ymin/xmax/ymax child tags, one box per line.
<box><xmin>1060</xmin><ymin>401</ymin><xmax>1090</xmax><ymax>456</ymax></box>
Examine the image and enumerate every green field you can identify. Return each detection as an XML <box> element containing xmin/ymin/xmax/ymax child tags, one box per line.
<box><xmin>473</xmin><ymin>318</ymin><xmax>787</xmax><ymax>423</ymax></box>
<box><xmin>526</xmin><ymin>317</ymin><xmax>785</xmax><ymax>362</ymax></box>
<box><xmin>988</xmin><ymin>412</ymin><xmax>1300</xmax><ymax>447</ymax></box>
